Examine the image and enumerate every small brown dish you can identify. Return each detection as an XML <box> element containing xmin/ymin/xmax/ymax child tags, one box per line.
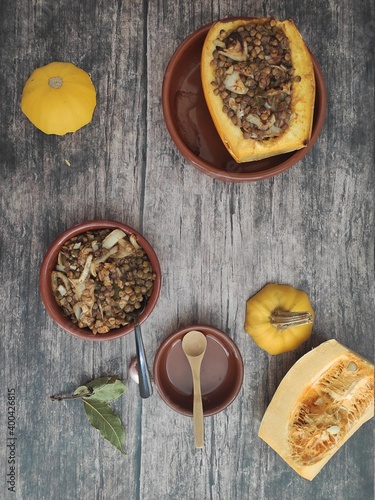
<box><xmin>39</xmin><ymin>220</ymin><xmax>161</xmax><ymax>341</ymax></box>
<box><xmin>153</xmin><ymin>325</ymin><xmax>244</xmax><ymax>416</ymax></box>
<box><xmin>162</xmin><ymin>20</ymin><xmax>327</xmax><ymax>182</ymax></box>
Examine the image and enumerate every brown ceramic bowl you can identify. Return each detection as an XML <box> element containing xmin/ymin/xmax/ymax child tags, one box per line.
<box><xmin>153</xmin><ymin>325</ymin><xmax>244</xmax><ymax>416</ymax></box>
<box><xmin>39</xmin><ymin>220</ymin><xmax>161</xmax><ymax>341</ymax></box>
<box><xmin>162</xmin><ymin>20</ymin><xmax>327</xmax><ymax>182</ymax></box>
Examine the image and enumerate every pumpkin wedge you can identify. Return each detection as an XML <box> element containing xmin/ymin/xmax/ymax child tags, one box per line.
<box><xmin>201</xmin><ymin>18</ymin><xmax>316</xmax><ymax>162</ymax></box>
<box><xmin>258</xmin><ymin>340</ymin><xmax>374</xmax><ymax>480</ymax></box>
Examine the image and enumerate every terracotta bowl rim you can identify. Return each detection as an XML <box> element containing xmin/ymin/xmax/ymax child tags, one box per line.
<box><xmin>39</xmin><ymin>219</ymin><xmax>162</xmax><ymax>341</ymax></box>
<box><xmin>153</xmin><ymin>324</ymin><xmax>244</xmax><ymax>416</ymax></box>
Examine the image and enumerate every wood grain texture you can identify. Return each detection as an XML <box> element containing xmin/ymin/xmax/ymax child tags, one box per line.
<box><xmin>0</xmin><ymin>0</ymin><xmax>374</xmax><ymax>499</ymax></box>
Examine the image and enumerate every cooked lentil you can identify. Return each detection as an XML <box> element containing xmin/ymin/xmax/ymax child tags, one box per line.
<box><xmin>211</xmin><ymin>19</ymin><xmax>297</xmax><ymax>140</ymax></box>
<box><xmin>51</xmin><ymin>229</ymin><xmax>156</xmax><ymax>334</ymax></box>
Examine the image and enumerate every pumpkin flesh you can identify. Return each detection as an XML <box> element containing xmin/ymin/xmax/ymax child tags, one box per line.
<box><xmin>201</xmin><ymin>18</ymin><xmax>316</xmax><ymax>162</ymax></box>
<box><xmin>258</xmin><ymin>340</ymin><xmax>374</xmax><ymax>480</ymax></box>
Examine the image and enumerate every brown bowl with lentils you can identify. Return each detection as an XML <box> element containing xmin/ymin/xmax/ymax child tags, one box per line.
<box><xmin>162</xmin><ymin>19</ymin><xmax>326</xmax><ymax>182</ymax></box>
<box><xmin>40</xmin><ymin>220</ymin><xmax>161</xmax><ymax>341</ymax></box>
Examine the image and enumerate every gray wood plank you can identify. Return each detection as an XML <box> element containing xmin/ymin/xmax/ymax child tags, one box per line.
<box><xmin>0</xmin><ymin>0</ymin><xmax>374</xmax><ymax>499</ymax></box>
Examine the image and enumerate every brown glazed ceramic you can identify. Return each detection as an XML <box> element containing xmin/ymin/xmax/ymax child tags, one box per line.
<box><xmin>162</xmin><ymin>20</ymin><xmax>327</xmax><ymax>182</ymax></box>
<box><xmin>153</xmin><ymin>325</ymin><xmax>244</xmax><ymax>416</ymax></box>
<box><xmin>39</xmin><ymin>220</ymin><xmax>161</xmax><ymax>341</ymax></box>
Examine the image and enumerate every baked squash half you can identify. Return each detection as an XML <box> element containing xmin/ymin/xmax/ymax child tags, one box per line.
<box><xmin>201</xmin><ymin>18</ymin><xmax>316</xmax><ymax>162</ymax></box>
<box><xmin>258</xmin><ymin>340</ymin><xmax>374</xmax><ymax>480</ymax></box>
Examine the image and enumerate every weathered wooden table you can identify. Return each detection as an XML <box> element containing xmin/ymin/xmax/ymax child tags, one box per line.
<box><xmin>1</xmin><ymin>1</ymin><xmax>374</xmax><ymax>499</ymax></box>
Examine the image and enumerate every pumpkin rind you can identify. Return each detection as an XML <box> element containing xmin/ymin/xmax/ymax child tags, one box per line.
<box><xmin>201</xmin><ymin>18</ymin><xmax>316</xmax><ymax>162</ymax></box>
<box><xmin>258</xmin><ymin>340</ymin><xmax>374</xmax><ymax>480</ymax></box>
<box><xmin>244</xmin><ymin>283</ymin><xmax>314</xmax><ymax>355</ymax></box>
<box><xmin>21</xmin><ymin>62</ymin><xmax>97</xmax><ymax>135</ymax></box>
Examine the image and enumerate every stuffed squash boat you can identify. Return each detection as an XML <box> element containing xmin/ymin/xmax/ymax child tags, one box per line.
<box><xmin>201</xmin><ymin>18</ymin><xmax>316</xmax><ymax>162</ymax></box>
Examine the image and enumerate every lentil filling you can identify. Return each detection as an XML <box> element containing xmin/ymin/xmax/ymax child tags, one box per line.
<box><xmin>51</xmin><ymin>229</ymin><xmax>156</xmax><ymax>334</ymax></box>
<box><xmin>211</xmin><ymin>19</ymin><xmax>301</xmax><ymax>140</ymax></box>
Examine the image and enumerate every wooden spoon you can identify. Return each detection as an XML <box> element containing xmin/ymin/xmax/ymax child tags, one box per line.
<box><xmin>182</xmin><ymin>330</ymin><xmax>207</xmax><ymax>448</ymax></box>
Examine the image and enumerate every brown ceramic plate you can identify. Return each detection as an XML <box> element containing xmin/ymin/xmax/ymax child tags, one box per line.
<box><xmin>153</xmin><ymin>325</ymin><xmax>244</xmax><ymax>416</ymax></box>
<box><xmin>39</xmin><ymin>220</ymin><xmax>162</xmax><ymax>341</ymax></box>
<box><xmin>162</xmin><ymin>20</ymin><xmax>327</xmax><ymax>182</ymax></box>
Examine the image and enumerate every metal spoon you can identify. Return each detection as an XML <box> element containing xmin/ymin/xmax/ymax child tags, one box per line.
<box><xmin>128</xmin><ymin>298</ymin><xmax>153</xmax><ymax>399</ymax></box>
<box><xmin>182</xmin><ymin>330</ymin><xmax>207</xmax><ymax>448</ymax></box>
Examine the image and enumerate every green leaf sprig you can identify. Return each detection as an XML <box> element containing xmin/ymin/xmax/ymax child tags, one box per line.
<box><xmin>50</xmin><ymin>376</ymin><xmax>127</xmax><ymax>454</ymax></box>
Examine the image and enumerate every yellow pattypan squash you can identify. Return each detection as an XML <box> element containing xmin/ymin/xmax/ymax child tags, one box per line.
<box><xmin>21</xmin><ymin>61</ymin><xmax>96</xmax><ymax>135</ymax></box>
<box><xmin>244</xmin><ymin>283</ymin><xmax>314</xmax><ymax>354</ymax></box>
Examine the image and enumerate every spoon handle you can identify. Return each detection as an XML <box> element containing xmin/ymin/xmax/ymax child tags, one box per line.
<box><xmin>134</xmin><ymin>322</ymin><xmax>153</xmax><ymax>399</ymax></box>
<box><xmin>192</xmin><ymin>366</ymin><xmax>204</xmax><ymax>448</ymax></box>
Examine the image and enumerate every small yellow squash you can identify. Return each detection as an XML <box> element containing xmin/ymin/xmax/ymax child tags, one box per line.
<box><xmin>21</xmin><ymin>62</ymin><xmax>96</xmax><ymax>135</ymax></box>
<box><xmin>244</xmin><ymin>283</ymin><xmax>314</xmax><ymax>355</ymax></box>
<box><xmin>201</xmin><ymin>18</ymin><xmax>316</xmax><ymax>162</ymax></box>
<box><xmin>259</xmin><ymin>340</ymin><xmax>374</xmax><ymax>480</ymax></box>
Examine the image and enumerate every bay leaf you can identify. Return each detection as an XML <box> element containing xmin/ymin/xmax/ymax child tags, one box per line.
<box><xmin>73</xmin><ymin>385</ymin><xmax>93</xmax><ymax>398</ymax></box>
<box><xmin>82</xmin><ymin>398</ymin><xmax>125</xmax><ymax>454</ymax></box>
<box><xmin>86</xmin><ymin>376</ymin><xmax>127</xmax><ymax>402</ymax></box>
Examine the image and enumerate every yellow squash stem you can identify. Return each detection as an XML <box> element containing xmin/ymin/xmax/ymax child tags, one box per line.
<box><xmin>270</xmin><ymin>309</ymin><xmax>313</xmax><ymax>331</ymax></box>
<box><xmin>48</xmin><ymin>76</ymin><xmax>63</xmax><ymax>89</ymax></box>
